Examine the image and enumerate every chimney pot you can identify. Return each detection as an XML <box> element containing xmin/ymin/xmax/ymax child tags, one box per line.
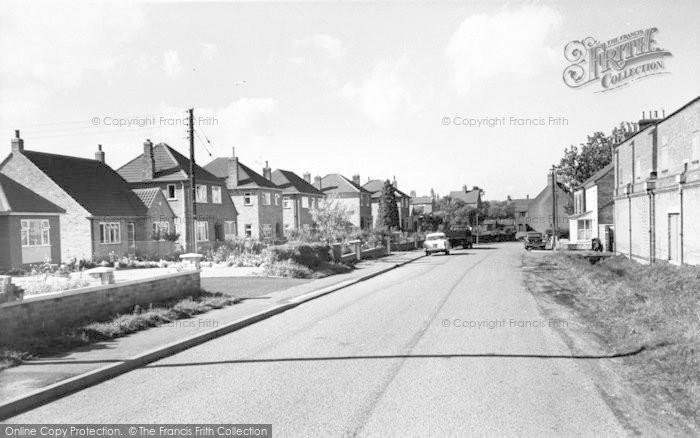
<box><xmin>303</xmin><ymin>172</ymin><xmax>311</xmax><ymax>184</ymax></box>
<box><xmin>94</xmin><ymin>144</ymin><xmax>105</xmax><ymax>163</ymax></box>
<box><xmin>262</xmin><ymin>161</ymin><xmax>272</xmax><ymax>181</ymax></box>
<box><xmin>352</xmin><ymin>174</ymin><xmax>360</xmax><ymax>186</ymax></box>
<box><xmin>11</xmin><ymin>129</ymin><xmax>24</xmax><ymax>153</ymax></box>
<box><xmin>314</xmin><ymin>175</ymin><xmax>322</xmax><ymax>189</ymax></box>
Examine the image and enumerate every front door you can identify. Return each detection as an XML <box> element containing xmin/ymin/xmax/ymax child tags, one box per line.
<box><xmin>668</xmin><ymin>213</ymin><xmax>680</xmax><ymax>263</ymax></box>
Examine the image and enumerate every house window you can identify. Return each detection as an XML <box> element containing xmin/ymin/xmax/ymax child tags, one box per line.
<box><xmin>244</xmin><ymin>224</ymin><xmax>252</xmax><ymax>238</ymax></box>
<box><xmin>212</xmin><ymin>186</ymin><xmax>222</xmax><ymax>204</ymax></box>
<box><xmin>574</xmin><ymin>191</ymin><xmax>585</xmax><ymax>214</ymax></box>
<box><xmin>283</xmin><ymin>196</ymin><xmax>291</xmax><ymax>209</ymax></box>
<box><xmin>196</xmin><ymin>221</ymin><xmax>209</xmax><ymax>241</ymax></box>
<box><xmin>224</xmin><ymin>221</ymin><xmax>236</xmax><ymax>240</ymax></box>
<box><xmin>577</xmin><ymin>219</ymin><xmax>592</xmax><ymax>241</ymax></box>
<box><xmin>301</xmin><ymin>196</ymin><xmax>309</xmax><ymax>208</ymax></box>
<box><xmin>99</xmin><ymin>222</ymin><xmax>121</xmax><ymax>244</ymax></box>
<box><xmin>21</xmin><ymin>219</ymin><xmax>50</xmax><ymax>246</ymax></box>
<box><xmin>243</xmin><ymin>193</ymin><xmax>253</xmax><ymax>206</ymax></box>
<box><xmin>262</xmin><ymin>224</ymin><xmax>272</xmax><ymax>238</ymax></box>
<box><xmin>152</xmin><ymin>221</ymin><xmax>170</xmax><ymax>240</ymax></box>
<box><xmin>262</xmin><ymin>192</ymin><xmax>271</xmax><ymax>206</ymax></box>
<box><xmin>196</xmin><ymin>185</ymin><xmax>207</xmax><ymax>203</ymax></box>
<box><xmin>167</xmin><ymin>184</ymin><xmax>177</xmax><ymax>200</ymax></box>
<box><xmin>274</xmin><ymin>193</ymin><xmax>280</xmax><ymax>206</ymax></box>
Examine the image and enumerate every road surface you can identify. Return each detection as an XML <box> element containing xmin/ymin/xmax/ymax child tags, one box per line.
<box><xmin>7</xmin><ymin>244</ymin><xmax>629</xmax><ymax>436</ymax></box>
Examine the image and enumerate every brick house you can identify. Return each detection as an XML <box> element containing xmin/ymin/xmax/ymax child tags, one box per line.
<box><xmin>568</xmin><ymin>164</ymin><xmax>614</xmax><ymax>250</ymax></box>
<box><xmin>131</xmin><ymin>187</ymin><xmax>178</xmax><ymax>258</ymax></box>
<box><xmin>448</xmin><ymin>185</ymin><xmax>482</xmax><ymax>209</ymax></box>
<box><xmin>526</xmin><ymin>174</ymin><xmax>572</xmax><ymax>237</ymax></box>
<box><xmin>362</xmin><ymin>179</ymin><xmax>411</xmax><ymax>230</ymax></box>
<box><xmin>0</xmin><ymin>132</ymin><xmax>157</xmax><ymax>262</ymax></box>
<box><xmin>313</xmin><ymin>174</ymin><xmax>372</xmax><ymax>229</ymax></box>
<box><xmin>614</xmin><ymin>96</ymin><xmax>700</xmax><ymax>265</ymax></box>
<box><xmin>117</xmin><ymin>140</ymin><xmax>237</xmax><ymax>251</ymax></box>
<box><xmin>0</xmin><ymin>172</ymin><xmax>64</xmax><ymax>270</ymax></box>
<box><xmin>271</xmin><ymin>169</ymin><xmax>325</xmax><ymax>232</ymax></box>
<box><xmin>510</xmin><ymin>196</ymin><xmax>532</xmax><ymax>239</ymax></box>
<box><xmin>204</xmin><ymin>150</ymin><xmax>283</xmax><ymax>240</ymax></box>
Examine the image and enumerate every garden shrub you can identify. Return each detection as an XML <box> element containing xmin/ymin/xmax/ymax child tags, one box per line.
<box><xmin>265</xmin><ymin>242</ymin><xmax>332</xmax><ymax>269</ymax></box>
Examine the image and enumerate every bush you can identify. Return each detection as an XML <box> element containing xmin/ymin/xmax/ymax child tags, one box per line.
<box><xmin>263</xmin><ymin>260</ymin><xmax>314</xmax><ymax>278</ymax></box>
<box><xmin>264</xmin><ymin>242</ymin><xmax>331</xmax><ymax>269</ymax></box>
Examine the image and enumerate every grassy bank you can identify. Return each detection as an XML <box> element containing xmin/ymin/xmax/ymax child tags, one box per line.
<box><xmin>0</xmin><ymin>291</ymin><xmax>240</xmax><ymax>371</ymax></box>
<box><xmin>527</xmin><ymin>253</ymin><xmax>700</xmax><ymax>429</ymax></box>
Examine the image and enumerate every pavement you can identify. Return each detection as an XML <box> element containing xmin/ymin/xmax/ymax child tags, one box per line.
<box><xmin>0</xmin><ymin>250</ymin><xmax>423</xmax><ymax>418</ymax></box>
<box><xmin>4</xmin><ymin>243</ymin><xmax>636</xmax><ymax>436</ymax></box>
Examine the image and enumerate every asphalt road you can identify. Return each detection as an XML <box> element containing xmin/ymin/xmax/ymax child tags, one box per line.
<box><xmin>7</xmin><ymin>244</ymin><xmax>629</xmax><ymax>436</ymax></box>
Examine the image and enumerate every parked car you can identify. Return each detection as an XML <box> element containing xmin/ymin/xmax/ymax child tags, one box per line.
<box><xmin>524</xmin><ymin>232</ymin><xmax>546</xmax><ymax>251</ymax></box>
<box><xmin>424</xmin><ymin>232</ymin><xmax>451</xmax><ymax>256</ymax></box>
<box><xmin>445</xmin><ymin>226</ymin><xmax>473</xmax><ymax>249</ymax></box>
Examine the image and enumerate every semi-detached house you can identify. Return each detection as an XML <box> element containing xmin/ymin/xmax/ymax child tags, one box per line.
<box><xmin>271</xmin><ymin>169</ymin><xmax>324</xmax><ymax>232</ymax></box>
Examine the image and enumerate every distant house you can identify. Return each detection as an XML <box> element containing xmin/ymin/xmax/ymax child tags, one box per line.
<box><xmin>313</xmin><ymin>173</ymin><xmax>372</xmax><ymax>229</ymax></box>
<box><xmin>613</xmin><ymin>96</ymin><xmax>700</xmax><ymax>265</ymax></box>
<box><xmin>0</xmin><ymin>133</ymin><xmax>156</xmax><ymax>262</ymax></box>
<box><xmin>362</xmin><ymin>178</ymin><xmax>411</xmax><ymax>230</ymax></box>
<box><xmin>131</xmin><ymin>187</ymin><xmax>178</xmax><ymax>258</ymax></box>
<box><xmin>448</xmin><ymin>185</ymin><xmax>482</xmax><ymax>208</ymax></box>
<box><xmin>117</xmin><ymin>140</ymin><xmax>237</xmax><ymax>250</ymax></box>
<box><xmin>510</xmin><ymin>197</ymin><xmax>533</xmax><ymax>239</ymax></box>
<box><xmin>568</xmin><ymin>164</ymin><xmax>614</xmax><ymax>250</ymax></box>
<box><xmin>0</xmin><ymin>172</ymin><xmax>64</xmax><ymax>270</ymax></box>
<box><xmin>271</xmin><ymin>169</ymin><xmax>324</xmax><ymax>232</ymax></box>
<box><xmin>409</xmin><ymin>192</ymin><xmax>436</xmax><ymax>231</ymax></box>
<box><xmin>526</xmin><ymin>174</ymin><xmax>572</xmax><ymax>237</ymax></box>
<box><xmin>204</xmin><ymin>150</ymin><xmax>283</xmax><ymax>240</ymax></box>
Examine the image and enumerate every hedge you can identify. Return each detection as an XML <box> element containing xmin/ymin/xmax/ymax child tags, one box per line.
<box><xmin>265</xmin><ymin>242</ymin><xmax>332</xmax><ymax>269</ymax></box>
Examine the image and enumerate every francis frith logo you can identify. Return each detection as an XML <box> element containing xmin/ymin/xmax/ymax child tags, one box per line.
<box><xmin>563</xmin><ymin>27</ymin><xmax>672</xmax><ymax>92</ymax></box>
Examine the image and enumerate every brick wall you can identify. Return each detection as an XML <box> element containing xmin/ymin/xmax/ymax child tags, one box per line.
<box><xmin>0</xmin><ymin>153</ymin><xmax>93</xmax><ymax>261</ymax></box>
<box><xmin>0</xmin><ymin>270</ymin><xmax>200</xmax><ymax>342</ymax></box>
<box><xmin>230</xmin><ymin>188</ymin><xmax>283</xmax><ymax>239</ymax></box>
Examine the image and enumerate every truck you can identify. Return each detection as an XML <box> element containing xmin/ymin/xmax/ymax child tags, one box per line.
<box><xmin>445</xmin><ymin>226</ymin><xmax>473</xmax><ymax>249</ymax></box>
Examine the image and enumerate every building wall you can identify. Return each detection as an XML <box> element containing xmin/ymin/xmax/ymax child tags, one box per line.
<box><xmin>526</xmin><ymin>183</ymin><xmax>571</xmax><ymax>235</ymax></box>
<box><xmin>683</xmin><ymin>184</ymin><xmax>700</xmax><ymax>265</ymax></box>
<box><xmin>615</xmin><ymin>127</ymin><xmax>656</xmax><ymax>196</ymax></box>
<box><xmin>283</xmin><ymin>193</ymin><xmax>321</xmax><ymax>231</ymax></box>
<box><xmin>597</xmin><ymin>170</ymin><xmax>615</xmax><ymax>224</ymax></box>
<box><xmin>0</xmin><ymin>153</ymin><xmax>92</xmax><ymax>261</ymax></box>
<box><xmin>230</xmin><ymin>188</ymin><xmax>283</xmax><ymax>239</ymax></box>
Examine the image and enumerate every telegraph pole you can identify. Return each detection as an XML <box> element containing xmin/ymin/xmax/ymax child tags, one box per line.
<box><xmin>551</xmin><ymin>165</ymin><xmax>557</xmax><ymax>250</ymax></box>
<box><xmin>188</xmin><ymin>108</ymin><xmax>197</xmax><ymax>253</ymax></box>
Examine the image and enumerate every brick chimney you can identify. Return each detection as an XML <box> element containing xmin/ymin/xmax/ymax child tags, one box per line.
<box><xmin>94</xmin><ymin>144</ymin><xmax>105</xmax><ymax>163</ymax></box>
<box><xmin>303</xmin><ymin>172</ymin><xmax>311</xmax><ymax>184</ymax></box>
<box><xmin>352</xmin><ymin>174</ymin><xmax>360</xmax><ymax>186</ymax></box>
<box><xmin>11</xmin><ymin>130</ymin><xmax>23</xmax><ymax>153</ymax></box>
<box><xmin>227</xmin><ymin>147</ymin><xmax>239</xmax><ymax>189</ymax></box>
<box><xmin>263</xmin><ymin>161</ymin><xmax>272</xmax><ymax>180</ymax></box>
<box><xmin>638</xmin><ymin>109</ymin><xmax>663</xmax><ymax>131</ymax></box>
<box><xmin>462</xmin><ymin>184</ymin><xmax>468</xmax><ymax>192</ymax></box>
<box><xmin>142</xmin><ymin>139</ymin><xmax>155</xmax><ymax>180</ymax></box>
<box><xmin>314</xmin><ymin>175</ymin><xmax>322</xmax><ymax>189</ymax></box>
<box><xmin>392</xmin><ymin>176</ymin><xmax>397</xmax><ymax>187</ymax></box>
<box><xmin>410</xmin><ymin>190</ymin><xmax>416</xmax><ymax>198</ymax></box>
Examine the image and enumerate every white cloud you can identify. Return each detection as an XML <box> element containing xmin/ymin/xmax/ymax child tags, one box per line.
<box><xmin>340</xmin><ymin>56</ymin><xmax>428</xmax><ymax>123</ymax></box>
<box><xmin>295</xmin><ymin>34</ymin><xmax>347</xmax><ymax>61</ymax></box>
<box><xmin>163</xmin><ymin>50</ymin><xmax>182</xmax><ymax>78</ymax></box>
<box><xmin>445</xmin><ymin>5</ymin><xmax>561</xmax><ymax>94</ymax></box>
<box><xmin>201</xmin><ymin>43</ymin><xmax>218</xmax><ymax>61</ymax></box>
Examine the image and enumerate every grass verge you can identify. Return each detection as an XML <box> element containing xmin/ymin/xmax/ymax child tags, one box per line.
<box><xmin>0</xmin><ymin>291</ymin><xmax>241</xmax><ymax>371</ymax></box>
<box><xmin>526</xmin><ymin>252</ymin><xmax>700</xmax><ymax>431</ymax></box>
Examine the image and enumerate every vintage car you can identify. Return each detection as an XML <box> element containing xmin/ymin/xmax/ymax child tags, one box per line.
<box><xmin>424</xmin><ymin>232</ymin><xmax>451</xmax><ymax>255</ymax></box>
<box><xmin>524</xmin><ymin>232</ymin><xmax>546</xmax><ymax>251</ymax></box>
<box><xmin>445</xmin><ymin>226</ymin><xmax>473</xmax><ymax>249</ymax></box>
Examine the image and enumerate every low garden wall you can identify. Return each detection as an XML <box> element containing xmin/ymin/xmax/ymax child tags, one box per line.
<box><xmin>0</xmin><ymin>270</ymin><xmax>200</xmax><ymax>342</ymax></box>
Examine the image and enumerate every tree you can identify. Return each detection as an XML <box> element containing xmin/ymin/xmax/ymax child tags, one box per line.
<box><xmin>310</xmin><ymin>194</ymin><xmax>353</xmax><ymax>243</ymax></box>
<box><xmin>376</xmin><ymin>180</ymin><xmax>400</xmax><ymax>229</ymax></box>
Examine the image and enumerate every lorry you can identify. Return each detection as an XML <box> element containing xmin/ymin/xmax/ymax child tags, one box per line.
<box><xmin>445</xmin><ymin>225</ymin><xmax>473</xmax><ymax>249</ymax></box>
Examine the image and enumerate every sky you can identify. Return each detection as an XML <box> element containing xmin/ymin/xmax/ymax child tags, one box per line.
<box><xmin>1</xmin><ymin>0</ymin><xmax>698</xmax><ymax>200</ymax></box>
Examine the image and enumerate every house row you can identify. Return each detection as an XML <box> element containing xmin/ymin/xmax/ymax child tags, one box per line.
<box><xmin>0</xmin><ymin>135</ymin><xmax>414</xmax><ymax>270</ymax></box>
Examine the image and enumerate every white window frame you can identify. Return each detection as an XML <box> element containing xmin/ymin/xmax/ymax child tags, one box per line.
<box><xmin>152</xmin><ymin>221</ymin><xmax>170</xmax><ymax>241</ymax></box>
<box><xmin>301</xmin><ymin>196</ymin><xmax>309</xmax><ymax>209</ymax></box>
<box><xmin>224</xmin><ymin>221</ymin><xmax>236</xmax><ymax>240</ymax></box>
<box><xmin>211</xmin><ymin>186</ymin><xmax>222</xmax><ymax>204</ymax></box>
<box><xmin>99</xmin><ymin>222</ymin><xmax>121</xmax><ymax>244</ymax></box>
<box><xmin>243</xmin><ymin>193</ymin><xmax>253</xmax><ymax>206</ymax></box>
<box><xmin>262</xmin><ymin>192</ymin><xmax>271</xmax><ymax>206</ymax></box>
<box><xmin>166</xmin><ymin>184</ymin><xmax>177</xmax><ymax>200</ymax></box>
<box><xmin>283</xmin><ymin>196</ymin><xmax>291</xmax><ymax>209</ymax></box>
<box><xmin>196</xmin><ymin>220</ymin><xmax>209</xmax><ymax>242</ymax></box>
<box><xmin>196</xmin><ymin>184</ymin><xmax>208</xmax><ymax>203</ymax></box>
<box><xmin>262</xmin><ymin>223</ymin><xmax>272</xmax><ymax>238</ymax></box>
<box><xmin>274</xmin><ymin>193</ymin><xmax>280</xmax><ymax>206</ymax></box>
<box><xmin>577</xmin><ymin>219</ymin><xmax>592</xmax><ymax>241</ymax></box>
<box><xmin>21</xmin><ymin>219</ymin><xmax>51</xmax><ymax>247</ymax></box>
<box><xmin>244</xmin><ymin>224</ymin><xmax>252</xmax><ymax>238</ymax></box>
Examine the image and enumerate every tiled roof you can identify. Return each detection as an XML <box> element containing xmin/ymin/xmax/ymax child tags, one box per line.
<box><xmin>0</xmin><ymin>172</ymin><xmax>65</xmax><ymax>214</ymax></box>
<box><xmin>313</xmin><ymin>174</ymin><xmax>372</xmax><ymax>194</ymax></box>
<box><xmin>23</xmin><ymin>150</ymin><xmax>147</xmax><ymax>217</ymax></box>
<box><xmin>204</xmin><ymin>157</ymin><xmax>279</xmax><ymax>189</ymax></box>
<box><xmin>132</xmin><ymin>187</ymin><xmax>161</xmax><ymax>208</ymax></box>
<box><xmin>117</xmin><ymin>143</ymin><xmax>220</xmax><ymax>183</ymax></box>
<box><xmin>362</xmin><ymin>179</ymin><xmax>411</xmax><ymax>199</ymax></box>
<box><xmin>411</xmin><ymin>196</ymin><xmax>433</xmax><ymax>205</ymax></box>
<box><xmin>448</xmin><ymin>190</ymin><xmax>480</xmax><ymax>204</ymax></box>
<box><xmin>510</xmin><ymin>198</ymin><xmax>532</xmax><ymax>210</ymax></box>
<box><xmin>271</xmin><ymin>169</ymin><xmax>324</xmax><ymax>195</ymax></box>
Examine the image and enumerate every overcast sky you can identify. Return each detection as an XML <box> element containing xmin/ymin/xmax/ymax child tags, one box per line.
<box><xmin>1</xmin><ymin>0</ymin><xmax>698</xmax><ymax>200</ymax></box>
